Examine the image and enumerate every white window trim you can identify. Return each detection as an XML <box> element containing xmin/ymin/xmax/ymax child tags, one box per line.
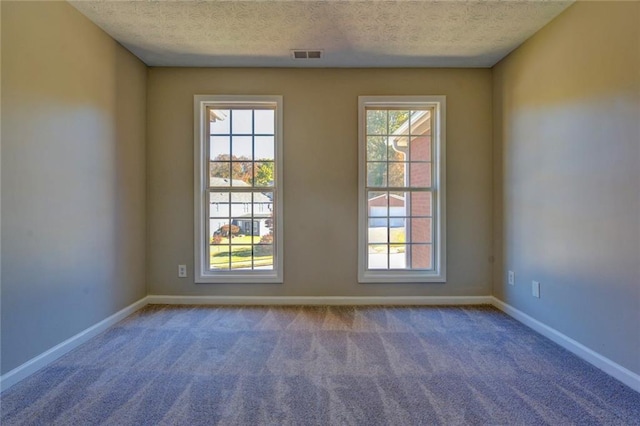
<box><xmin>358</xmin><ymin>96</ymin><xmax>446</xmax><ymax>283</ymax></box>
<box><xmin>194</xmin><ymin>95</ymin><xmax>284</xmax><ymax>283</ymax></box>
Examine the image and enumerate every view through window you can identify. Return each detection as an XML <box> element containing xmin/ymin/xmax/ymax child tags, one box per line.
<box><xmin>194</xmin><ymin>96</ymin><xmax>282</xmax><ymax>283</ymax></box>
<box><xmin>359</xmin><ymin>96</ymin><xmax>446</xmax><ymax>282</ymax></box>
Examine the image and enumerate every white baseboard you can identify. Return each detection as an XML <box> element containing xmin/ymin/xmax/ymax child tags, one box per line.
<box><xmin>490</xmin><ymin>296</ymin><xmax>640</xmax><ymax>393</ymax></box>
<box><xmin>146</xmin><ymin>295</ymin><xmax>493</xmax><ymax>306</ymax></box>
<box><xmin>0</xmin><ymin>296</ymin><xmax>149</xmax><ymax>392</ymax></box>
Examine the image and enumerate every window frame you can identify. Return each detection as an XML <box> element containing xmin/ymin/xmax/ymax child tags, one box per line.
<box><xmin>194</xmin><ymin>95</ymin><xmax>283</xmax><ymax>283</ymax></box>
<box><xmin>358</xmin><ymin>96</ymin><xmax>446</xmax><ymax>283</ymax></box>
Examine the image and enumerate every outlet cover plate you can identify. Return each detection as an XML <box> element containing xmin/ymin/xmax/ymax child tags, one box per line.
<box><xmin>532</xmin><ymin>280</ymin><xmax>540</xmax><ymax>298</ymax></box>
<box><xmin>508</xmin><ymin>271</ymin><xmax>515</xmax><ymax>285</ymax></box>
<box><xmin>178</xmin><ymin>264</ymin><xmax>187</xmax><ymax>278</ymax></box>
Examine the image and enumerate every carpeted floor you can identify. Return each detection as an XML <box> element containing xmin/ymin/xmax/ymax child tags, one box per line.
<box><xmin>1</xmin><ymin>304</ymin><xmax>639</xmax><ymax>425</ymax></box>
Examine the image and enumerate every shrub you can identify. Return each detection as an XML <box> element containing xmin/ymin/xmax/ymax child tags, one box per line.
<box><xmin>255</xmin><ymin>233</ymin><xmax>273</xmax><ymax>256</ymax></box>
<box><xmin>259</xmin><ymin>233</ymin><xmax>273</xmax><ymax>244</ymax></box>
<box><xmin>217</xmin><ymin>224</ymin><xmax>240</xmax><ymax>238</ymax></box>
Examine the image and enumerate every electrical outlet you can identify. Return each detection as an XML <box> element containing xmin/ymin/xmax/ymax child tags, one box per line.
<box><xmin>508</xmin><ymin>271</ymin><xmax>515</xmax><ymax>285</ymax></box>
<box><xmin>532</xmin><ymin>281</ymin><xmax>540</xmax><ymax>298</ymax></box>
<box><xmin>178</xmin><ymin>264</ymin><xmax>187</xmax><ymax>278</ymax></box>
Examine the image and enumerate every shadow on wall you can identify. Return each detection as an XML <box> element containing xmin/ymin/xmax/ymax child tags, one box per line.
<box><xmin>1</xmin><ymin>0</ymin><xmax>147</xmax><ymax>373</ymax></box>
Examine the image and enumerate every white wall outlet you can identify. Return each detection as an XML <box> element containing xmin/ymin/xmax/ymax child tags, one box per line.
<box><xmin>178</xmin><ymin>264</ymin><xmax>187</xmax><ymax>278</ymax></box>
<box><xmin>508</xmin><ymin>271</ymin><xmax>515</xmax><ymax>285</ymax></box>
<box><xmin>532</xmin><ymin>280</ymin><xmax>540</xmax><ymax>298</ymax></box>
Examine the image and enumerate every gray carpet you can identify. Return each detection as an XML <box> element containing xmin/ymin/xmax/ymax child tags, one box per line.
<box><xmin>1</xmin><ymin>305</ymin><xmax>639</xmax><ymax>425</ymax></box>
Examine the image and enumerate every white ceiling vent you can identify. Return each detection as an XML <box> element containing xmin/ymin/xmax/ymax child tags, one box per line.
<box><xmin>291</xmin><ymin>49</ymin><xmax>323</xmax><ymax>60</ymax></box>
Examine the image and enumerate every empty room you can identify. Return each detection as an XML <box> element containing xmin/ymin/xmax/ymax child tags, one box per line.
<box><xmin>1</xmin><ymin>0</ymin><xmax>639</xmax><ymax>424</ymax></box>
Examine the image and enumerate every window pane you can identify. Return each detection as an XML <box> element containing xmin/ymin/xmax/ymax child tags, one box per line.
<box><xmin>367</xmin><ymin>162</ymin><xmax>387</xmax><ymax>187</ymax></box>
<box><xmin>231</xmin><ymin>162</ymin><xmax>253</xmax><ymax>185</ymax></box>
<box><xmin>389</xmin><ymin>218</ymin><xmax>406</xmax><ymax>243</ymax></box>
<box><xmin>230</xmin><ymin>218</ymin><xmax>252</xmax><ymax>240</ymax></box>
<box><xmin>230</xmin><ymin>245</ymin><xmax>253</xmax><ymax>269</ymax></box>
<box><xmin>410</xmin><ymin>244</ymin><xmax>432</xmax><ymax>269</ymax></box>
<box><xmin>389</xmin><ymin>110</ymin><xmax>410</xmax><ymax>134</ymax></box>
<box><xmin>254</xmin><ymin>109</ymin><xmax>275</xmax><ymax>134</ymax></box>
<box><xmin>368</xmin><ymin>244</ymin><xmax>388</xmax><ymax>269</ymax></box>
<box><xmin>229</xmin><ymin>219</ymin><xmax>247</xmax><ymax>239</ymax></box>
<box><xmin>411</xmin><ymin>110</ymin><xmax>431</xmax><ymax>136</ymax></box>
<box><xmin>366</xmin><ymin>110</ymin><xmax>387</xmax><ymax>135</ymax></box>
<box><xmin>210</xmin><ymin>136</ymin><xmax>230</xmax><ymax>160</ymax></box>
<box><xmin>209</xmin><ymin>109</ymin><xmax>230</xmax><ymax>134</ymax></box>
<box><xmin>255</xmin><ymin>136</ymin><xmax>275</xmax><ymax>161</ymax></box>
<box><xmin>410</xmin><ymin>136</ymin><xmax>431</xmax><ymax>161</ymax></box>
<box><xmin>210</xmin><ymin>220</ymin><xmax>227</xmax><ymax>241</ymax></box>
<box><xmin>410</xmin><ymin>218</ymin><xmax>432</xmax><ymax>243</ymax></box>
<box><xmin>209</xmin><ymin>193</ymin><xmax>229</xmax><ymax>218</ymax></box>
<box><xmin>210</xmin><ymin>245</ymin><xmax>230</xmax><ymax>270</ymax></box>
<box><xmin>254</xmin><ymin>161</ymin><xmax>274</xmax><ymax>187</ymax></box>
<box><xmin>210</xmin><ymin>224</ymin><xmax>226</xmax><ymax>243</ymax></box>
<box><xmin>253</xmin><ymin>192</ymin><xmax>272</xmax><ymax>215</ymax></box>
<box><xmin>389</xmin><ymin>192</ymin><xmax>406</xmax><ymax>217</ymax></box>
<box><xmin>388</xmin><ymin>141</ymin><xmax>406</xmax><ymax>161</ymax></box>
<box><xmin>367</xmin><ymin>136</ymin><xmax>387</xmax><ymax>161</ymax></box>
<box><xmin>367</xmin><ymin>191</ymin><xmax>388</xmax><ymax>217</ymax></box>
<box><xmin>254</xmin><ymin>243</ymin><xmax>273</xmax><ymax>270</ymax></box>
<box><xmin>368</xmin><ymin>218</ymin><xmax>388</xmax><ymax>243</ymax></box>
<box><xmin>209</xmin><ymin>163</ymin><xmax>231</xmax><ymax>185</ymax></box>
<box><xmin>410</xmin><ymin>162</ymin><xmax>431</xmax><ymax>188</ymax></box>
<box><xmin>388</xmin><ymin>162</ymin><xmax>407</xmax><ymax>187</ymax></box>
<box><xmin>231</xmin><ymin>110</ymin><xmax>252</xmax><ymax>134</ymax></box>
<box><xmin>389</xmin><ymin>245</ymin><xmax>407</xmax><ymax>269</ymax></box>
<box><xmin>411</xmin><ymin>192</ymin><xmax>432</xmax><ymax>217</ymax></box>
<box><xmin>232</xmin><ymin>136</ymin><xmax>252</xmax><ymax>160</ymax></box>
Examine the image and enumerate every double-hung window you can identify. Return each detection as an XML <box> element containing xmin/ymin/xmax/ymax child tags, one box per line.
<box><xmin>194</xmin><ymin>95</ymin><xmax>283</xmax><ymax>283</ymax></box>
<box><xmin>358</xmin><ymin>96</ymin><xmax>446</xmax><ymax>282</ymax></box>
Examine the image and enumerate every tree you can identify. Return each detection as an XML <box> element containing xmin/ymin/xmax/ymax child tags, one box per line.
<box><xmin>367</xmin><ymin>110</ymin><xmax>410</xmax><ymax>137</ymax></box>
<box><xmin>255</xmin><ymin>232</ymin><xmax>273</xmax><ymax>256</ymax></box>
<box><xmin>255</xmin><ymin>161</ymin><xmax>274</xmax><ymax>186</ymax></box>
<box><xmin>366</xmin><ymin>110</ymin><xmax>410</xmax><ymax>187</ymax></box>
<box><xmin>210</xmin><ymin>154</ymin><xmax>275</xmax><ymax>187</ymax></box>
<box><xmin>217</xmin><ymin>224</ymin><xmax>240</xmax><ymax>238</ymax></box>
<box><xmin>210</xmin><ymin>154</ymin><xmax>252</xmax><ymax>184</ymax></box>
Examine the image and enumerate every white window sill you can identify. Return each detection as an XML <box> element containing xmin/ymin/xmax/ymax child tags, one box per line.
<box><xmin>358</xmin><ymin>271</ymin><xmax>446</xmax><ymax>283</ymax></box>
<box><xmin>196</xmin><ymin>271</ymin><xmax>283</xmax><ymax>284</ymax></box>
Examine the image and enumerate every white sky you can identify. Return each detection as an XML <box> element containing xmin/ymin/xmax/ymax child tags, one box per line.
<box><xmin>210</xmin><ymin>109</ymin><xmax>275</xmax><ymax>161</ymax></box>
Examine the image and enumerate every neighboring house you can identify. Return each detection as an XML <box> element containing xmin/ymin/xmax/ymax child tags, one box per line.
<box><xmin>368</xmin><ymin>193</ymin><xmax>406</xmax><ymax>227</ymax></box>
<box><xmin>209</xmin><ymin>177</ymin><xmax>273</xmax><ymax>237</ymax></box>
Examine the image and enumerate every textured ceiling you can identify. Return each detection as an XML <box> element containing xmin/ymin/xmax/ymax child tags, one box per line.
<box><xmin>69</xmin><ymin>0</ymin><xmax>573</xmax><ymax>68</ymax></box>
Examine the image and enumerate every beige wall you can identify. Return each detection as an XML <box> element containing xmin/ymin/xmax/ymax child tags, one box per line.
<box><xmin>493</xmin><ymin>2</ymin><xmax>640</xmax><ymax>374</ymax></box>
<box><xmin>1</xmin><ymin>1</ymin><xmax>147</xmax><ymax>374</ymax></box>
<box><xmin>147</xmin><ymin>68</ymin><xmax>493</xmax><ymax>297</ymax></box>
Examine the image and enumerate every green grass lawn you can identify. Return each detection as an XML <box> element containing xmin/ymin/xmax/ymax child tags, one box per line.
<box><xmin>210</xmin><ymin>235</ymin><xmax>273</xmax><ymax>269</ymax></box>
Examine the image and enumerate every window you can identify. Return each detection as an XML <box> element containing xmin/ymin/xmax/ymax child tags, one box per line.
<box><xmin>194</xmin><ymin>95</ymin><xmax>283</xmax><ymax>283</ymax></box>
<box><xmin>358</xmin><ymin>96</ymin><xmax>446</xmax><ymax>282</ymax></box>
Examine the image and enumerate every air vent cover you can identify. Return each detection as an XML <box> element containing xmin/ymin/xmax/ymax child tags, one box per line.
<box><xmin>291</xmin><ymin>49</ymin><xmax>323</xmax><ymax>60</ymax></box>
